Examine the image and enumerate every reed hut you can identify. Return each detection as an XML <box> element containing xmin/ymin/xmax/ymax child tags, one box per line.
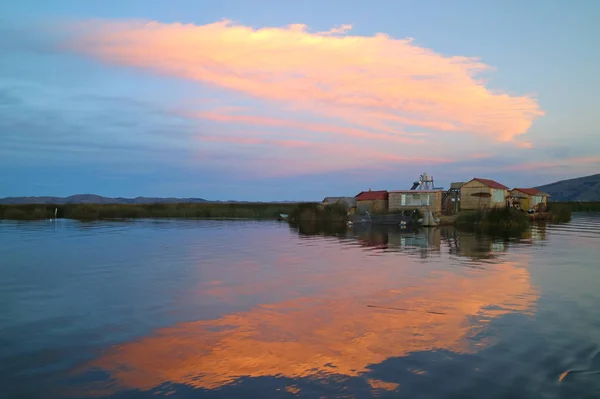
<box><xmin>460</xmin><ymin>178</ymin><xmax>509</xmax><ymax>210</ymax></box>
<box><xmin>510</xmin><ymin>188</ymin><xmax>550</xmax><ymax>212</ymax></box>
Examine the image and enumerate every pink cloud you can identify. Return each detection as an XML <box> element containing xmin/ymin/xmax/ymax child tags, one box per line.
<box><xmin>317</xmin><ymin>24</ymin><xmax>353</xmax><ymax>35</ymax></box>
<box><xmin>61</xmin><ymin>19</ymin><xmax>543</xmax><ymax>143</ymax></box>
<box><xmin>516</xmin><ymin>141</ymin><xmax>534</xmax><ymax>149</ymax></box>
<box><xmin>201</xmin><ymin>135</ymin><xmax>314</xmax><ymax>148</ymax></box>
<box><xmin>198</xmin><ymin>132</ymin><xmax>454</xmax><ymax>177</ymax></box>
<box><xmin>197</xmin><ymin>110</ymin><xmax>423</xmax><ymax>144</ymax></box>
<box><xmin>201</xmin><ymin>135</ymin><xmax>265</xmax><ymax>145</ymax></box>
<box><xmin>468</xmin><ymin>153</ymin><xmax>493</xmax><ymax>160</ymax></box>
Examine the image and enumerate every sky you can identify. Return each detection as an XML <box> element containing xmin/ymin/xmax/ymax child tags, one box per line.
<box><xmin>1</xmin><ymin>0</ymin><xmax>599</xmax><ymax>201</ymax></box>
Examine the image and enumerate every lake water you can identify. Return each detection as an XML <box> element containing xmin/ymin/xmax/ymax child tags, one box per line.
<box><xmin>1</xmin><ymin>214</ymin><xmax>600</xmax><ymax>399</ymax></box>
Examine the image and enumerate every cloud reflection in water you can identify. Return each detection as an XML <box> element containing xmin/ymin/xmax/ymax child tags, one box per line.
<box><xmin>74</xmin><ymin>227</ymin><xmax>538</xmax><ymax>395</ymax></box>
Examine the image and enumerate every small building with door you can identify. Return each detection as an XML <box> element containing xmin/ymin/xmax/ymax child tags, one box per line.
<box><xmin>355</xmin><ymin>190</ymin><xmax>389</xmax><ymax>213</ymax></box>
<box><xmin>460</xmin><ymin>178</ymin><xmax>509</xmax><ymax>210</ymax></box>
<box><xmin>510</xmin><ymin>188</ymin><xmax>550</xmax><ymax>212</ymax></box>
<box><xmin>388</xmin><ymin>190</ymin><xmax>443</xmax><ymax>214</ymax></box>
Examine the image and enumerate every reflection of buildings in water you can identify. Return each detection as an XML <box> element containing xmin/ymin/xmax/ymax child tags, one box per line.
<box><xmin>354</xmin><ymin>226</ymin><xmax>441</xmax><ymax>257</ymax></box>
<box><xmin>442</xmin><ymin>224</ymin><xmax>548</xmax><ymax>261</ymax></box>
<box><xmin>354</xmin><ymin>226</ymin><xmax>388</xmax><ymax>249</ymax></box>
<box><xmin>293</xmin><ymin>224</ymin><xmax>443</xmax><ymax>259</ymax></box>
<box><xmin>385</xmin><ymin>227</ymin><xmax>441</xmax><ymax>260</ymax></box>
<box><xmin>531</xmin><ymin>223</ymin><xmax>548</xmax><ymax>242</ymax></box>
<box><xmin>520</xmin><ymin>223</ymin><xmax>548</xmax><ymax>243</ymax></box>
<box><xmin>387</xmin><ymin>228</ymin><xmax>441</xmax><ymax>256</ymax></box>
<box><xmin>292</xmin><ymin>222</ymin><xmax>548</xmax><ymax>257</ymax></box>
<box><xmin>441</xmin><ymin>228</ymin><xmax>506</xmax><ymax>261</ymax></box>
<box><xmin>76</xmin><ymin>253</ymin><xmax>538</xmax><ymax>395</ymax></box>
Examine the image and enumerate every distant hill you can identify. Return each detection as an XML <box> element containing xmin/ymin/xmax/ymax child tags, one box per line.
<box><xmin>0</xmin><ymin>194</ymin><xmax>209</xmax><ymax>205</ymax></box>
<box><xmin>536</xmin><ymin>174</ymin><xmax>600</xmax><ymax>201</ymax></box>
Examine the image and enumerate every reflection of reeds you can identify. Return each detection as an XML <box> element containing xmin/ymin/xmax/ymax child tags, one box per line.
<box><xmin>0</xmin><ymin>203</ymin><xmax>306</xmax><ymax>220</ymax></box>
<box><xmin>290</xmin><ymin>221</ymin><xmax>349</xmax><ymax>236</ymax></box>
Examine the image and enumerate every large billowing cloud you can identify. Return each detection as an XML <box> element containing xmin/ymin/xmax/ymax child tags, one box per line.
<box><xmin>39</xmin><ymin>19</ymin><xmax>550</xmax><ymax>184</ymax></box>
<box><xmin>61</xmin><ymin>19</ymin><xmax>542</xmax><ymax>145</ymax></box>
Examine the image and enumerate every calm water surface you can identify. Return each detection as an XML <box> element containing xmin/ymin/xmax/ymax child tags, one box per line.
<box><xmin>2</xmin><ymin>214</ymin><xmax>600</xmax><ymax>399</ymax></box>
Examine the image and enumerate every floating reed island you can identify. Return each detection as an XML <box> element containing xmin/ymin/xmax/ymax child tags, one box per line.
<box><xmin>0</xmin><ymin>200</ymin><xmax>574</xmax><ymax>230</ymax></box>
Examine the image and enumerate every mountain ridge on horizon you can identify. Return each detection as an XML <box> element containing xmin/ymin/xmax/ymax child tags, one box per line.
<box><xmin>0</xmin><ymin>194</ymin><xmax>209</xmax><ymax>205</ymax></box>
<box><xmin>0</xmin><ymin>194</ymin><xmax>302</xmax><ymax>205</ymax></box>
<box><xmin>535</xmin><ymin>173</ymin><xmax>600</xmax><ymax>201</ymax></box>
<box><xmin>2</xmin><ymin>173</ymin><xmax>599</xmax><ymax>204</ymax></box>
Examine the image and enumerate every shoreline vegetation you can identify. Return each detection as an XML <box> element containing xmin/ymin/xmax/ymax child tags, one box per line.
<box><xmin>453</xmin><ymin>202</ymin><xmax>575</xmax><ymax>233</ymax></box>
<box><xmin>0</xmin><ymin>201</ymin><xmax>593</xmax><ymax>231</ymax></box>
<box><xmin>455</xmin><ymin>208</ymin><xmax>530</xmax><ymax>234</ymax></box>
<box><xmin>0</xmin><ymin>202</ymin><xmax>304</xmax><ymax>221</ymax></box>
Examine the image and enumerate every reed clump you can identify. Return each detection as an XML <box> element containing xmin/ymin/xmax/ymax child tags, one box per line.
<box><xmin>286</xmin><ymin>202</ymin><xmax>349</xmax><ymax>236</ymax></box>
<box><xmin>552</xmin><ymin>201</ymin><xmax>600</xmax><ymax>212</ymax></box>
<box><xmin>287</xmin><ymin>202</ymin><xmax>348</xmax><ymax>224</ymax></box>
<box><xmin>455</xmin><ymin>207</ymin><xmax>530</xmax><ymax>233</ymax></box>
<box><xmin>546</xmin><ymin>203</ymin><xmax>573</xmax><ymax>223</ymax></box>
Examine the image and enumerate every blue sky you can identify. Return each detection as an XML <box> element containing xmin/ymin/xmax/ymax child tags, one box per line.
<box><xmin>1</xmin><ymin>0</ymin><xmax>599</xmax><ymax>200</ymax></box>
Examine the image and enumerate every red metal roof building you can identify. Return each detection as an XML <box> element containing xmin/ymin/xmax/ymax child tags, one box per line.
<box><xmin>355</xmin><ymin>190</ymin><xmax>389</xmax><ymax>213</ymax></box>
<box><xmin>471</xmin><ymin>178</ymin><xmax>509</xmax><ymax>190</ymax></box>
<box><xmin>511</xmin><ymin>188</ymin><xmax>543</xmax><ymax>196</ymax></box>
<box><xmin>355</xmin><ymin>190</ymin><xmax>389</xmax><ymax>201</ymax></box>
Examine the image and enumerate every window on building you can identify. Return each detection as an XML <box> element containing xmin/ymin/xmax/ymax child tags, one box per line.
<box><xmin>493</xmin><ymin>189</ymin><xmax>504</xmax><ymax>203</ymax></box>
<box><xmin>532</xmin><ymin>196</ymin><xmax>542</xmax><ymax>205</ymax></box>
<box><xmin>400</xmin><ymin>193</ymin><xmax>430</xmax><ymax>206</ymax></box>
